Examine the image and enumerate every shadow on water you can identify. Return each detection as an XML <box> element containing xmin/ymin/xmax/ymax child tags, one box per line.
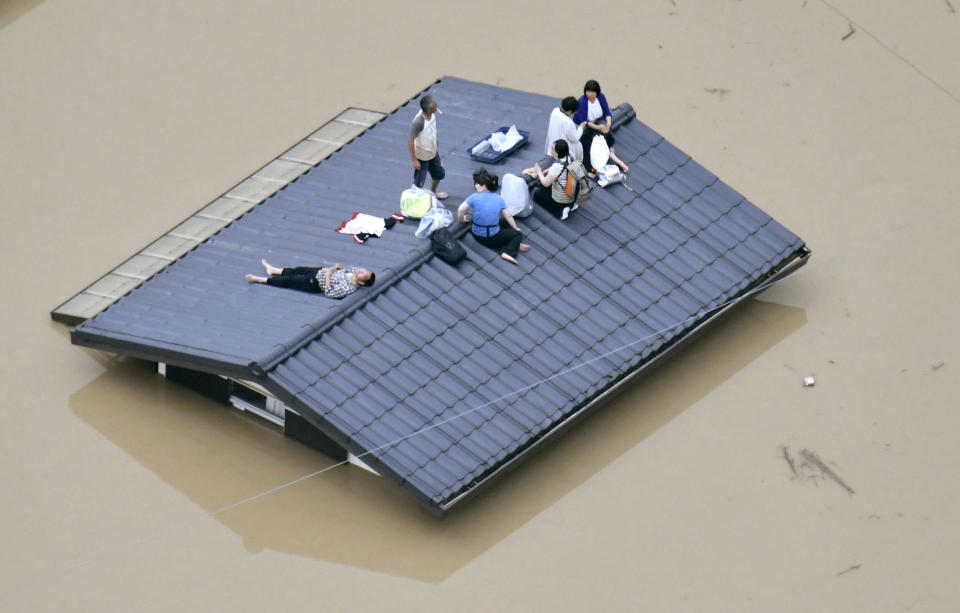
<box><xmin>0</xmin><ymin>0</ymin><xmax>44</xmax><ymax>29</ymax></box>
<box><xmin>70</xmin><ymin>298</ymin><xmax>806</xmax><ymax>582</ymax></box>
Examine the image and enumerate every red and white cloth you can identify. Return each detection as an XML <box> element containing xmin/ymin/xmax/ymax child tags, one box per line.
<box><xmin>336</xmin><ymin>212</ymin><xmax>405</xmax><ymax>244</ymax></box>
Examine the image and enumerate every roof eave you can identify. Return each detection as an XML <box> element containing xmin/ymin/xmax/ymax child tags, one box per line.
<box><xmin>436</xmin><ymin>247</ymin><xmax>811</xmax><ymax>515</ymax></box>
<box><xmin>71</xmin><ymin>327</ymin><xmax>259</xmax><ymax>381</ymax></box>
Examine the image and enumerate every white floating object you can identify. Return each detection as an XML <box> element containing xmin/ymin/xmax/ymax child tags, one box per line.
<box><xmin>803</xmin><ymin>375</ymin><xmax>816</xmax><ymax>387</ymax></box>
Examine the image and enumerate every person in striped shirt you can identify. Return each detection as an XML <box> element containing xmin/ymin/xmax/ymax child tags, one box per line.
<box><xmin>245</xmin><ymin>259</ymin><xmax>374</xmax><ymax>299</ymax></box>
<box><xmin>533</xmin><ymin>139</ymin><xmax>579</xmax><ymax>221</ymax></box>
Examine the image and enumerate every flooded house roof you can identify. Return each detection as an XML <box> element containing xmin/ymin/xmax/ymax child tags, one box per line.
<box><xmin>71</xmin><ymin>77</ymin><xmax>809</xmax><ymax>515</ymax></box>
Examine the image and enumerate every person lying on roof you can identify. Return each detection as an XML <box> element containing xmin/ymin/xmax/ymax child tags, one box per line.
<box><xmin>245</xmin><ymin>259</ymin><xmax>375</xmax><ymax>298</ymax></box>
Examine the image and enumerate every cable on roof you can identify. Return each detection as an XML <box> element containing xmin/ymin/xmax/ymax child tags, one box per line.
<box><xmin>210</xmin><ymin>267</ymin><xmax>800</xmax><ymax>517</ymax></box>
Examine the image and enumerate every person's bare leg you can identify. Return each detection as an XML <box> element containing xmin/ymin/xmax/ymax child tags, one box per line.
<box><xmin>431</xmin><ymin>179</ymin><xmax>448</xmax><ymax>200</ymax></box>
<box><xmin>609</xmin><ymin>147</ymin><xmax>629</xmax><ymax>173</ymax></box>
<box><xmin>261</xmin><ymin>259</ymin><xmax>282</xmax><ymax>276</ymax></box>
<box><xmin>245</xmin><ymin>274</ymin><xmax>267</xmax><ymax>283</ymax></box>
<box><xmin>500</xmin><ymin>253</ymin><xmax>518</xmax><ymax>265</ymax></box>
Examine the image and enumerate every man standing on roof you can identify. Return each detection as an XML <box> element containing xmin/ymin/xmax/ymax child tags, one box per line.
<box><xmin>408</xmin><ymin>95</ymin><xmax>448</xmax><ymax>200</ymax></box>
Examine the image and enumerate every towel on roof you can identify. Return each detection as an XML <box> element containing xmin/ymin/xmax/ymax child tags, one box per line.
<box><xmin>336</xmin><ymin>212</ymin><xmax>405</xmax><ymax>244</ymax></box>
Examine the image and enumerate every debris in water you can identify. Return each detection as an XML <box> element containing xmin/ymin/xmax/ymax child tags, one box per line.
<box><xmin>801</xmin><ymin>449</ymin><xmax>855</xmax><ymax>494</ymax></box>
<box><xmin>780</xmin><ymin>445</ymin><xmax>798</xmax><ymax>477</ymax></box>
<box><xmin>841</xmin><ymin>23</ymin><xmax>855</xmax><ymax>41</ymax></box>
<box><xmin>803</xmin><ymin>375</ymin><xmax>815</xmax><ymax>387</ymax></box>
<box><xmin>781</xmin><ymin>446</ymin><xmax>856</xmax><ymax>495</ymax></box>
<box><xmin>837</xmin><ymin>563</ymin><xmax>861</xmax><ymax>576</ymax></box>
<box><xmin>703</xmin><ymin>87</ymin><xmax>730</xmax><ymax>96</ymax></box>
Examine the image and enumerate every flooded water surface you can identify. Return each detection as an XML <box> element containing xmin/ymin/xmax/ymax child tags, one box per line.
<box><xmin>2</xmin><ymin>2</ymin><xmax>958</xmax><ymax>611</ymax></box>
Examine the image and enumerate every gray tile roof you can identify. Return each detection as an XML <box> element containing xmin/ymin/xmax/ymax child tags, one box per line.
<box><xmin>52</xmin><ymin>108</ymin><xmax>386</xmax><ymax>326</ymax></box>
<box><xmin>72</xmin><ymin>77</ymin><xmax>808</xmax><ymax>514</ymax></box>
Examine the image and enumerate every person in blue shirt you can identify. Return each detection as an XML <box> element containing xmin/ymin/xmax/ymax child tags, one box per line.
<box><xmin>573</xmin><ymin>79</ymin><xmax>630</xmax><ymax>175</ymax></box>
<box><xmin>457</xmin><ymin>168</ymin><xmax>531</xmax><ymax>265</ymax></box>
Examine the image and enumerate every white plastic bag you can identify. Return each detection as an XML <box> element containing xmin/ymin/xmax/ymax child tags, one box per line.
<box><xmin>414</xmin><ymin>205</ymin><xmax>454</xmax><ymax>238</ymax></box>
<box><xmin>596</xmin><ymin>164</ymin><xmax>624</xmax><ymax>188</ymax></box>
<box><xmin>500</xmin><ymin>173</ymin><xmax>533</xmax><ymax>217</ymax></box>
<box><xmin>489</xmin><ymin>131</ymin><xmax>508</xmax><ymax>152</ymax></box>
<box><xmin>471</xmin><ymin>139</ymin><xmax>491</xmax><ymax>155</ymax></box>
<box><xmin>590</xmin><ymin>133</ymin><xmax>610</xmax><ymax>171</ymax></box>
<box><xmin>501</xmin><ymin>125</ymin><xmax>523</xmax><ymax>149</ymax></box>
<box><xmin>490</xmin><ymin>125</ymin><xmax>523</xmax><ymax>153</ymax></box>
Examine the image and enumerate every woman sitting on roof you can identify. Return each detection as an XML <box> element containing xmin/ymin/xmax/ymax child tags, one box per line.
<box><xmin>533</xmin><ymin>139</ymin><xmax>581</xmax><ymax>221</ymax></box>
<box><xmin>245</xmin><ymin>260</ymin><xmax>374</xmax><ymax>299</ymax></box>
<box><xmin>457</xmin><ymin>168</ymin><xmax>531</xmax><ymax>265</ymax></box>
<box><xmin>574</xmin><ymin>79</ymin><xmax>629</xmax><ymax>174</ymax></box>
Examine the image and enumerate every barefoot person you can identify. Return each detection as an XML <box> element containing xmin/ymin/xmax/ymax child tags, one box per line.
<box><xmin>573</xmin><ymin>79</ymin><xmax>629</xmax><ymax>174</ymax></box>
<box><xmin>458</xmin><ymin>169</ymin><xmax>531</xmax><ymax>265</ymax></box>
<box><xmin>245</xmin><ymin>260</ymin><xmax>374</xmax><ymax>298</ymax></box>
<box><xmin>408</xmin><ymin>95</ymin><xmax>448</xmax><ymax>200</ymax></box>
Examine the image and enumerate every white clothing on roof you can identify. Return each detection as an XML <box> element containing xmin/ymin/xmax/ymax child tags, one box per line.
<box><xmin>586</xmin><ymin>98</ymin><xmax>603</xmax><ymax>122</ymax></box>
<box><xmin>336</xmin><ymin>212</ymin><xmax>386</xmax><ymax>237</ymax></box>
<box><xmin>544</xmin><ymin>107</ymin><xmax>583</xmax><ymax>162</ymax></box>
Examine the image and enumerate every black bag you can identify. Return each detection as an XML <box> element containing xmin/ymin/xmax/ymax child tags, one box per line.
<box><xmin>430</xmin><ymin>228</ymin><xmax>466</xmax><ymax>265</ymax></box>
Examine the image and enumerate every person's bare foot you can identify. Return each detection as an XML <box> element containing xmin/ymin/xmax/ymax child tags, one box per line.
<box><xmin>435</xmin><ymin>192</ymin><xmax>449</xmax><ymax>200</ymax></box>
<box><xmin>261</xmin><ymin>259</ymin><xmax>282</xmax><ymax>276</ymax></box>
<box><xmin>617</xmin><ymin>162</ymin><xmax>629</xmax><ymax>173</ymax></box>
<box><xmin>500</xmin><ymin>253</ymin><xmax>518</xmax><ymax>265</ymax></box>
<box><xmin>518</xmin><ymin>243</ymin><xmax>531</xmax><ymax>252</ymax></box>
<box><xmin>245</xmin><ymin>274</ymin><xmax>267</xmax><ymax>283</ymax></box>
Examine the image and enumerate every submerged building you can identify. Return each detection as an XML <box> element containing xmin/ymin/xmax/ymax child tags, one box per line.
<box><xmin>55</xmin><ymin>78</ymin><xmax>809</xmax><ymax>515</ymax></box>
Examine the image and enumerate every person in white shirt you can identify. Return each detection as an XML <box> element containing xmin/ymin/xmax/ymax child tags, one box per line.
<box><xmin>407</xmin><ymin>95</ymin><xmax>448</xmax><ymax>200</ymax></box>
<box><xmin>544</xmin><ymin>96</ymin><xmax>583</xmax><ymax>162</ymax></box>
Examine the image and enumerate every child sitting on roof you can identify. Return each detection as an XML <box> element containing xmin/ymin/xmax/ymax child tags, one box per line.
<box><xmin>458</xmin><ymin>168</ymin><xmax>531</xmax><ymax>265</ymax></box>
<box><xmin>245</xmin><ymin>259</ymin><xmax>374</xmax><ymax>299</ymax></box>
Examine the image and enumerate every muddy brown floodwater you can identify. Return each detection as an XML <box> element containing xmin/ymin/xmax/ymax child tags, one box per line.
<box><xmin>2</xmin><ymin>2</ymin><xmax>959</xmax><ymax>611</ymax></box>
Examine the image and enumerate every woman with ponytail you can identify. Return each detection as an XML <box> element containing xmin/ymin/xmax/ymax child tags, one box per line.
<box><xmin>458</xmin><ymin>168</ymin><xmax>531</xmax><ymax>265</ymax></box>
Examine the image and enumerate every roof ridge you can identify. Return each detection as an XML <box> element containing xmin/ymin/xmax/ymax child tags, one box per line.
<box><xmin>252</xmin><ymin>222</ymin><xmax>473</xmax><ymax>376</ymax></box>
<box><xmin>255</xmin><ymin>102</ymin><xmax>639</xmax><ymax>378</ymax></box>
